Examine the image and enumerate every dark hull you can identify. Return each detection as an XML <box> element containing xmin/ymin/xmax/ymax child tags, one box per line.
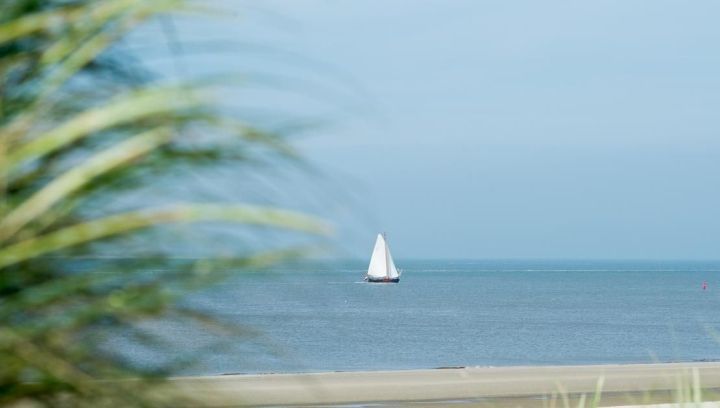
<box><xmin>365</xmin><ymin>277</ymin><xmax>399</xmax><ymax>283</ymax></box>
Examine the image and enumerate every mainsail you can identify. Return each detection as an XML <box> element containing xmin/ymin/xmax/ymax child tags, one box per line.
<box><xmin>367</xmin><ymin>233</ymin><xmax>399</xmax><ymax>279</ymax></box>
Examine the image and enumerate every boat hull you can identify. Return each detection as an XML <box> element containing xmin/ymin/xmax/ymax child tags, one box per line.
<box><xmin>365</xmin><ymin>276</ymin><xmax>399</xmax><ymax>283</ymax></box>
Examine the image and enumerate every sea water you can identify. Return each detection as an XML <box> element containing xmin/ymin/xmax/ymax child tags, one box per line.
<box><xmin>138</xmin><ymin>260</ymin><xmax>720</xmax><ymax>374</ymax></box>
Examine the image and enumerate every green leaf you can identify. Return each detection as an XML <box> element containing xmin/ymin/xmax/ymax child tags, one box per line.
<box><xmin>35</xmin><ymin>0</ymin><xmax>184</xmax><ymax>104</ymax></box>
<box><xmin>0</xmin><ymin>204</ymin><xmax>332</xmax><ymax>269</ymax></box>
<box><xmin>0</xmin><ymin>127</ymin><xmax>172</xmax><ymax>242</ymax></box>
<box><xmin>4</xmin><ymin>86</ymin><xmax>203</xmax><ymax>170</ymax></box>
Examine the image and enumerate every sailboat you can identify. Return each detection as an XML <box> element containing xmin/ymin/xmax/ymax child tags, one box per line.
<box><xmin>364</xmin><ymin>233</ymin><xmax>401</xmax><ymax>283</ymax></box>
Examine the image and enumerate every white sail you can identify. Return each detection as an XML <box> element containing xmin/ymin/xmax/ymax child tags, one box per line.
<box><xmin>367</xmin><ymin>234</ymin><xmax>388</xmax><ymax>278</ymax></box>
<box><xmin>367</xmin><ymin>233</ymin><xmax>400</xmax><ymax>279</ymax></box>
<box><xmin>385</xmin><ymin>239</ymin><xmax>399</xmax><ymax>279</ymax></box>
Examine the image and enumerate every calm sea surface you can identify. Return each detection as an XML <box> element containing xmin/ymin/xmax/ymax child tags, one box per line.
<box><xmin>129</xmin><ymin>260</ymin><xmax>720</xmax><ymax>375</ymax></box>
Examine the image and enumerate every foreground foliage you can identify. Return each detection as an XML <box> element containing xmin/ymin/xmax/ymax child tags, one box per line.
<box><xmin>0</xmin><ymin>1</ymin><xmax>328</xmax><ymax>405</ymax></box>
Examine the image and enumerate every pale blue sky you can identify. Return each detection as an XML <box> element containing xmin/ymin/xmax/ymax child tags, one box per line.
<box><xmin>157</xmin><ymin>1</ymin><xmax>720</xmax><ymax>259</ymax></box>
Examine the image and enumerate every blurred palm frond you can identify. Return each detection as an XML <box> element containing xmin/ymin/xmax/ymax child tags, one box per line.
<box><xmin>0</xmin><ymin>0</ymin><xmax>330</xmax><ymax>406</ymax></box>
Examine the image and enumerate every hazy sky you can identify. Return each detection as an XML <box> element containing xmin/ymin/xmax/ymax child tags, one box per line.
<box><xmin>163</xmin><ymin>1</ymin><xmax>720</xmax><ymax>259</ymax></box>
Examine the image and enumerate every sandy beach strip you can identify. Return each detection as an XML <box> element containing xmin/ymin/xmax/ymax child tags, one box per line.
<box><xmin>168</xmin><ymin>362</ymin><xmax>720</xmax><ymax>407</ymax></box>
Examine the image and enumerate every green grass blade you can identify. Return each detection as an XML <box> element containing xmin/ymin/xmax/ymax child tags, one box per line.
<box><xmin>590</xmin><ymin>375</ymin><xmax>604</xmax><ymax>408</ymax></box>
<box><xmin>0</xmin><ymin>7</ymin><xmax>76</xmax><ymax>44</ymax></box>
<box><xmin>693</xmin><ymin>368</ymin><xmax>702</xmax><ymax>406</ymax></box>
<box><xmin>40</xmin><ymin>0</ymin><xmax>180</xmax><ymax>66</ymax></box>
<box><xmin>0</xmin><ymin>1</ymin><xmax>117</xmax><ymax>43</ymax></box>
<box><xmin>576</xmin><ymin>393</ymin><xmax>586</xmax><ymax>408</ymax></box>
<box><xmin>0</xmin><ymin>127</ymin><xmax>172</xmax><ymax>242</ymax></box>
<box><xmin>4</xmin><ymin>86</ymin><xmax>202</xmax><ymax>170</ymax></box>
<box><xmin>0</xmin><ymin>204</ymin><xmax>332</xmax><ymax>269</ymax></box>
<box><xmin>36</xmin><ymin>1</ymin><xmax>184</xmax><ymax>103</ymax></box>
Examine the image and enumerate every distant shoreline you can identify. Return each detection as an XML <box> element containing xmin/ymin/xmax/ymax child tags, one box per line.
<box><xmin>212</xmin><ymin>359</ymin><xmax>720</xmax><ymax>377</ymax></box>
<box><xmin>167</xmin><ymin>362</ymin><xmax>720</xmax><ymax>407</ymax></box>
